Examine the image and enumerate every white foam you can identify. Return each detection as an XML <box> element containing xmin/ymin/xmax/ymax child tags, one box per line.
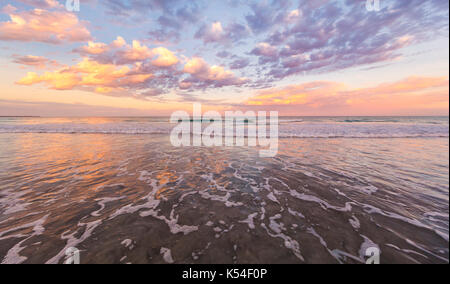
<box><xmin>121</xmin><ymin>239</ymin><xmax>134</xmax><ymax>250</ymax></box>
<box><xmin>261</xmin><ymin>220</ymin><xmax>304</xmax><ymax>262</ymax></box>
<box><xmin>91</xmin><ymin>196</ymin><xmax>126</xmax><ymax>217</ymax></box>
<box><xmin>46</xmin><ymin>219</ymin><xmax>102</xmax><ymax>264</ymax></box>
<box><xmin>288</xmin><ymin>208</ymin><xmax>305</xmax><ymax>219</ymax></box>
<box><xmin>160</xmin><ymin>247</ymin><xmax>174</xmax><ymax>264</ymax></box>
<box><xmin>1</xmin><ymin>121</ymin><xmax>447</xmax><ymax>138</ymax></box>
<box><xmin>267</xmin><ymin>192</ymin><xmax>280</xmax><ymax>204</ymax></box>
<box><xmin>239</xmin><ymin>213</ymin><xmax>258</xmax><ymax>229</ymax></box>
<box><xmin>349</xmin><ymin>216</ymin><xmax>361</xmax><ymax>230</ymax></box>
<box><xmin>385</xmin><ymin>244</ymin><xmax>428</xmax><ymax>261</ymax></box>
<box><xmin>1</xmin><ymin>215</ymin><xmax>49</xmax><ymax>264</ymax></box>
<box><xmin>358</xmin><ymin>235</ymin><xmax>379</xmax><ymax>261</ymax></box>
<box><xmin>362</xmin><ymin>204</ymin><xmax>449</xmax><ymax>242</ymax></box>
<box><xmin>289</xmin><ymin>190</ymin><xmax>354</xmax><ymax>212</ymax></box>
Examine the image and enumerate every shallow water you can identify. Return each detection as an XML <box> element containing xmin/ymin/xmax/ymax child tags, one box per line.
<box><xmin>0</xmin><ymin>117</ymin><xmax>448</xmax><ymax>264</ymax></box>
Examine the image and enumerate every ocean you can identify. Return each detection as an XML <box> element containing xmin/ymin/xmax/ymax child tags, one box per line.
<box><xmin>0</xmin><ymin>116</ymin><xmax>448</xmax><ymax>263</ymax></box>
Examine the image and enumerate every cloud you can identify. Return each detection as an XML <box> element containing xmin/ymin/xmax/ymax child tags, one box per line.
<box><xmin>74</xmin><ymin>37</ymin><xmax>180</xmax><ymax>67</ymax></box>
<box><xmin>0</xmin><ymin>6</ymin><xmax>92</xmax><ymax>44</ymax></box>
<box><xmin>250</xmin><ymin>0</ymin><xmax>449</xmax><ymax>79</ymax></box>
<box><xmin>245</xmin><ymin>0</ymin><xmax>292</xmax><ymax>34</ymax></box>
<box><xmin>285</xmin><ymin>9</ymin><xmax>301</xmax><ymax>23</ymax></box>
<box><xmin>16</xmin><ymin>36</ymin><xmax>246</xmax><ymax>98</ymax></box>
<box><xmin>247</xmin><ymin>81</ymin><xmax>346</xmax><ymax>106</ymax></box>
<box><xmin>250</xmin><ymin>42</ymin><xmax>278</xmax><ymax>57</ymax></box>
<box><xmin>16</xmin><ymin>58</ymin><xmax>155</xmax><ymax>98</ymax></box>
<box><xmin>249</xmin><ymin>42</ymin><xmax>279</xmax><ymax>65</ymax></box>
<box><xmin>103</xmin><ymin>0</ymin><xmax>185</xmax><ymax>16</ymax></box>
<box><xmin>12</xmin><ymin>55</ymin><xmax>59</xmax><ymax>69</ymax></box>
<box><xmin>118</xmin><ymin>40</ymin><xmax>153</xmax><ymax>63</ymax></box>
<box><xmin>8</xmin><ymin>0</ymin><xmax>448</xmax><ymax>107</ymax></box>
<box><xmin>102</xmin><ymin>0</ymin><xmax>201</xmax><ymax>43</ymax></box>
<box><xmin>75</xmin><ymin>41</ymin><xmax>109</xmax><ymax>55</ymax></box>
<box><xmin>195</xmin><ymin>21</ymin><xmax>250</xmax><ymax>45</ymax></box>
<box><xmin>216</xmin><ymin>51</ymin><xmax>231</xmax><ymax>58</ymax></box>
<box><xmin>15</xmin><ymin>0</ymin><xmax>60</xmax><ymax>9</ymax></box>
<box><xmin>245</xmin><ymin>76</ymin><xmax>449</xmax><ymax>115</ymax></box>
<box><xmin>1</xmin><ymin>4</ymin><xmax>17</xmax><ymax>14</ymax></box>
<box><xmin>151</xmin><ymin>47</ymin><xmax>179</xmax><ymax>67</ymax></box>
<box><xmin>182</xmin><ymin>57</ymin><xmax>249</xmax><ymax>88</ymax></box>
<box><xmin>230</xmin><ymin>57</ymin><xmax>250</xmax><ymax>70</ymax></box>
<box><xmin>0</xmin><ymin>99</ymin><xmax>166</xmax><ymax>117</ymax></box>
<box><xmin>112</xmin><ymin>36</ymin><xmax>126</xmax><ymax>48</ymax></box>
<box><xmin>195</xmin><ymin>21</ymin><xmax>225</xmax><ymax>43</ymax></box>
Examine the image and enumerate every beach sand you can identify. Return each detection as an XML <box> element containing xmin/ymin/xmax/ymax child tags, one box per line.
<box><xmin>0</xmin><ymin>132</ymin><xmax>448</xmax><ymax>264</ymax></box>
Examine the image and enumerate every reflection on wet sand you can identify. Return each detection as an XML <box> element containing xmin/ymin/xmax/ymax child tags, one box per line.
<box><xmin>0</xmin><ymin>134</ymin><xmax>448</xmax><ymax>264</ymax></box>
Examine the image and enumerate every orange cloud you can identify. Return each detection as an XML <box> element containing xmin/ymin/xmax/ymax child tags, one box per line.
<box><xmin>347</xmin><ymin>76</ymin><xmax>449</xmax><ymax>96</ymax></box>
<box><xmin>112</xmin><ymin>36</ymin><xmax>126</xmax><ymax>48</ymax></box>
<box><xmin>0</xmin><ymin>6</ymin><xmax>91</xmax><ymax>44</ymax></box>
<box><xmin>246</xmin><ymin>77</ymin><xmax>449</xmax><ymax>115</ymax></box>
<box><xmin>247</xmin><ymin>81</ymin><xmax>346</xmax><ymax>106</ymax></box>
<box><xmin>76</xmin><ymin>41</ymin><xmax>109</xmax><ymax>55</ymax></box>
<box><xmin>151</xmin><ymin>47</ymin><xmax>179</xmax><ymax>67</ymax></box>
<box><xmin>15</xmin><ymin>33</ymin><xmax>246</xmax><ymax>98</ymax></box>
<box><xmin>16</xmin><ymin>58</ymin><xmax>153</xmax><ymax>96</ymax></box>
<box><xmin>119</xmin><ymin>40</ymin><xmax>153</xmax><ymax>63</ymax></box>
<box><xmin>75</xmin><ymin>37</ymin><xmax>179</xmax><ymax>67</ymax></box>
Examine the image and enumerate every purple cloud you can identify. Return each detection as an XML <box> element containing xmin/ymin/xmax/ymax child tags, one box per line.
<box><xmin>245</xmin><ymin>0</ymin><xmax>292</xmax><ymax>34</ymax></box>
<box><xmin>250</xmin><ymin>0</ymin><xmax>449</xmax><ymax>79</ymax></box>
<box><xmin>195</xmin><ymin>22</ymin><xmax>249</xmax><ymax>45</ymax></box>
<box><xmin>230</xmin><ymin>57</ymin><xmax>251</xmax><ymax>70</ymax></box>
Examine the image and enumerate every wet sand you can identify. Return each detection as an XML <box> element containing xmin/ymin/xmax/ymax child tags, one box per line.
<box><xmin>0</xmin><ymin>134</ymin><xmax>448</xmax><ymax>264</ymax></box>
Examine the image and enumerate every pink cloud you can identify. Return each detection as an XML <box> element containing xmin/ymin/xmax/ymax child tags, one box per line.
<box><xmin>0</xmin><ymin>6</ymin><xmax>92</xmax><ymax>44</ymax></box>
<box><xmin>245</xmin><ymin>77</ymin><xmax>449</xmax><ymax>116</ymax></box>
<box><xmin>194</xmin><ymin>21</ymin><xmax>250</xmax><ymax>45</ymax></box>
<box><xmin>75</xmin><ymin>41</ymin><xmax>109</xmax><ymax>55</ymax></box>
<box><xmin>12</xmin><ymin>54</ymin><xmax>59</xmax><ymax>69</ymax></box>
<box><xmin>182</xmin><ymin>57</ymin><xmax>249</xmax><ymax>88</ymax></box>
<box><xmin>14</xmin><ymin>0</ymin><xmax>60</xmax><ymax>9</ymax></box>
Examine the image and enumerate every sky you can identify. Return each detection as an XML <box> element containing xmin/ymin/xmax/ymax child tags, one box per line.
<box><xmin>0</xmin><ymin>0</ymin><xmax>448</xmax><ymax>116</ymax></box>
